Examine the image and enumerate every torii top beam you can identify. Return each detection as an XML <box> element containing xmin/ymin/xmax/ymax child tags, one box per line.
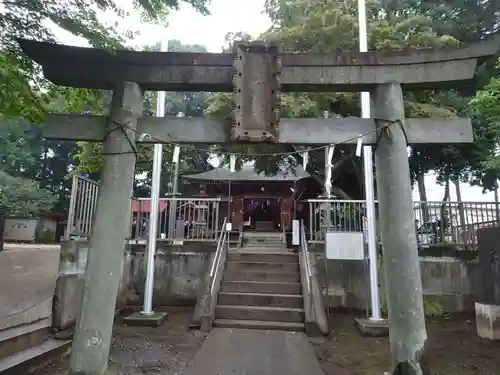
<box><xmin>18</xmin><ymin>38</ymin><xmax>500</xmax><ymax>92</ymax></box>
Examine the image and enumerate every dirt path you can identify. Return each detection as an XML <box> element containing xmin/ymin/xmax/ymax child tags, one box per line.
<box><xmin>312</xmin><ymin>313</ymin><xmax>500</xmax><ymax>375</ymax></box>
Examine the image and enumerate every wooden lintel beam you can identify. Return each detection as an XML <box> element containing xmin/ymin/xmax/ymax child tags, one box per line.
<box><xmin>43</xmin><ymin>114</ymin><xmax>473</xmax><ymax>145</ymax></box>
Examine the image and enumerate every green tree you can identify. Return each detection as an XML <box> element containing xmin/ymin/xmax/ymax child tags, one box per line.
<box><xmin>73</xmin><ymin>39</ymin><xmax>214</xmax><ymax>197</ymax></box>
<box><xmin>208</xmin><ymin>0</ymin><xmax>500</xmax><ymax>198</ymax></box>
<box><xmin>0</xmin><ymin>171</ymin><xmax>56</xmax><ymax>217</ymax></box>
<box><xmin>0</xmin><ymin>0</ymin><xmax>210</xmax><ymax>122</ymax></box>
<box><xmin>467</xmin><ymin>60</ymin><xmax>500</xmax><ymax>179</ymax></box>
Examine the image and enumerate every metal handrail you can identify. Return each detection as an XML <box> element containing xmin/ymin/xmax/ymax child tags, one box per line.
<box><xmin>300</xmin><ymin>220</ymin><xmax>313</xmax><ymax>313</ymax></box>
<box><xmin>209</xmin><ymin>217</ymin><xmax>228</xmax><ymax>295</ymax></box>
<box><xmin>134</xmin><ymin>197</ymin><xmax>223</xmax><ymax>202</ymax></box>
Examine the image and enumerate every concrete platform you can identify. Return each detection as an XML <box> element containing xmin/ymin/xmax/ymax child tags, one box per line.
<box><xmin>184</xmin><ymin>328</ymin><xmax>324</xmax><ymax>375</ymax></box>
<box><xmin>354</xmin><ymin>317</ymin><xmax>389</xmax><ymax>337</ymax></box>
<box><xmin>123</xmin><ymin>312</ymin><xmax>168</xmax><ymax>327</ymax></box>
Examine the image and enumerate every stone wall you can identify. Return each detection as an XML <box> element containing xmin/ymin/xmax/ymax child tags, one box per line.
<box><xmin>55</xmin><ymin>240</ymin><xmax>477</xmax><ymax>332</ymax></box>
<box><xmin>125</xmin><ymin>242</ymin><xmax>215</xmax><ymax>307</ymax></box>
<box><xmin>53</xmin><ymin>241</ymin><xmax>215</xmax><ymax>331</ymax></box>
<box><xmin>313</xmin><ymin>248</ymin><xmax>478</xmax><ymax>313</ymax></box>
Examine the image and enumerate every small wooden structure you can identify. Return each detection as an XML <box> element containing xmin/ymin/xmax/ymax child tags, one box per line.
<box><xmin>182</xmin><ymin>165</ymin><xmax>321</xmax><ymax>232</ymax></box>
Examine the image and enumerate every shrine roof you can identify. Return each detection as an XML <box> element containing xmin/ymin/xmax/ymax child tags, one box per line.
<box><xmin>182</xmin><ymin>165</ymin><xmax>310</xmax><ymax>182</ymax></box>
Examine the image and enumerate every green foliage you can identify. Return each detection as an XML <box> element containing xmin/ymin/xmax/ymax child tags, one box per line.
<box><xmin>73</xmin><ymin>40</ymin><xmax>215</xmax><ymax>196</ymax></box>
<box><xmin>381</xmin><ymin>299</ymin><xmax>444</xmax><ymax>318</ymax></box>
<box><xmin>207</xmin><ymin>0</ymin><xmax>500</xmax><ymax>194</ymax></box>
<box><xmin>0</xmin><ymin>0</ymin><xmax>210</xmax><ymax>121</ymax></box>
<box><xmin>0</xmin><ymin>171</ymin><xmax>56</xmax><ymax>217</ymax></box>
<box><xmin>0</xmin><ymin>54</ymin><xmax>48</xmax><ymax>123</ymax></box>
<box><xmin>0</xmin><ymin>0</ymin><xmax>210</xmax><ymax>213</ymax></box>
<box><xmin>423</xmin><ymin>299</ymin><xmax>444</xmax><ymax>317</ymax></box>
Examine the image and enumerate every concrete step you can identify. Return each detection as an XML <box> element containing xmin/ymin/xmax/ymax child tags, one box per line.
<box><xmin>226</xmin><ymin>261</ymin><xmax>299</xmax><ymax>273</ymax></box>
<box><xmin>244</xmin><ymin>231</ymin><xmax>281</xmax><ymax>238</ymax></box>
<box><xmin>224</xmin><ymin>271</ymin><xmax>301</xmax><ymax>283</ymax></box>
<box><xmin>228</xmin><ymin>252</ymin><xmax>298</xmax><ymax>264</ymax></box>
<box><xmin>218</xmin><ymin>292</ymin><xmax>303</xmax><ymax>309</ymax></box>
<box><xmin>244</xmin><ymin>242</ymin><xmax>284</xmax><ymax>248</ymax></box>
<box><xmin>213</xmin><ymin>319</ymin><xmax>305</xmax><ymax>332</ymax></box>
<box><xmin>215</xmin><ymin>305</ymin><xmax>305</xmax><ymax>323</ymax></box>
<box><xmin>0</xmin><ymin>339</ymin><xmax>71</xmax><ymax>375</ymax></box>
<box><xmin>221</xmin><ymin>281</ymin><xmax>302</xmax><ymax>295</ymax></box>
<box><xmin>0</xmin><ymin>318</ymin><xmax>51</xmax><ymax>360</ymax></box>
<box><xmin>240</xmin><ymin>243</ymin><xmax>287</xmax><ymax>253</ymax></box>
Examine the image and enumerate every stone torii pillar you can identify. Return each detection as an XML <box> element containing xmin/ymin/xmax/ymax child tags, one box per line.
<box><xmin>373</xmin><ymin>83</ymin><xmax>427</xmax><ymax>374</ymax></box>
<box><xmin>69</xmin><ymin>82</ymin><xmax>143</xmax><ymax>375</ymax></box>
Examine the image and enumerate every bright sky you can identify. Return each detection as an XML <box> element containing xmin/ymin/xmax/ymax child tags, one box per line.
<box><xmin>49</xmin><ymin>0</ymin><xmax>497</xmax><ymax>202</ymax></box>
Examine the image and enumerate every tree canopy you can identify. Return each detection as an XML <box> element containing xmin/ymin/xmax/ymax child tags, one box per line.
<box><xmin>0</xmin><ymin>0</ymin><xmax>211</xmax><ymax>215</ymax></box>
<box><xmin>205</xmin><ymin>0</ymin><xmax>500</xmax><ymax>197</ymax></box>
<box><xmin>1</xmin><ymin>0</ymin><xmax>500</xmax><ymax>211</ymax></box>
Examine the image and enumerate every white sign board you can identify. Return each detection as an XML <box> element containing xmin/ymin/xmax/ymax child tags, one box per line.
<box><xmin>226</xmin><ymin>222</ymin><xmax>233</xmax><ymax>232</ymax></box>
<box><xmin>292</xmin><ymin>220</ymin><xmax>300</xmax><ymax>246</ymax></box>
<box><xmin>325</xmin><ymin>232</ymin><xmax>365</xmax><ymax>260</ymax></box>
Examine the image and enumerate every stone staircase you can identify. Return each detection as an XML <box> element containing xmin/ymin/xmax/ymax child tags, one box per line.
<box><xmin>243</xmin><ymin>232</ymin><xmax>283</xmax><ymax>249</ymax></box>
<box><xmin>213</xmin><ymin>250</ymin><xmax>305</xmax><ymax>332</ymax></box>
<box><xmin>0</xmin><ymin>317</ymin><xmax>70</xmax><ymax>374</ymax></box>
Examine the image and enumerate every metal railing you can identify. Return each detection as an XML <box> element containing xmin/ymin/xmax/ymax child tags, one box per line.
<box><xmin>300</xmin><ymin>220</ymin><xmax>313</xmax><ymax>315</ymax></box>
<box><xmin>130</xmin><ymin>197</ymin><xmax>221</xmax><ymax>242</ymax></box>
<box><xmin>210</xmin><ymin>218</ymin><xmax>229</xmax><ymax>296</ymax></box>
<box><xmin>306</xmin><ymin>199</ymin><xmax>500</xmax><ymax>249</ymax></box>
<box><xmin>65</xmin><ymin>175</ymin><xmax>99</xmax><ymax>239</ymax></box>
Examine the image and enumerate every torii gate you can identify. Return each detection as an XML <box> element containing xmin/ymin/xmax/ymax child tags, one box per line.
<box><xmin>19</xmin><ymin>37</ymin><xmax>500</xmax><ymax>375</ymax></box>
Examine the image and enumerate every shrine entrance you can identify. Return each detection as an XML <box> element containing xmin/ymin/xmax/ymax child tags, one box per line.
<box><xmin>243</xmin><ymin>198</ymin><xmax>281</xmax><ymax>232</ymax></box>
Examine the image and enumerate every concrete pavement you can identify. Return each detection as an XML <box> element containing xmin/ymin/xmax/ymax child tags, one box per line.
<box><xmin>0</xmin><ymin>245</ymin><xmax>60</xmax><ymax>330</ymax></box>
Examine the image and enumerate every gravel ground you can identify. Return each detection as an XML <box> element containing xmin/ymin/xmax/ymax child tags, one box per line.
<box><xmin>33</xmin><ymin>310</ymin><xmax>500</xmax><ymax>375</ymax></box>
<box><xmin>312</xmin><ymin>313</ymin><xmax>500</xmax><ymax>375</ymax></box>
<box><xmin>33</xmin><ymin>307</ymin><xmax>207</xmax><ymax>375</ymax></box>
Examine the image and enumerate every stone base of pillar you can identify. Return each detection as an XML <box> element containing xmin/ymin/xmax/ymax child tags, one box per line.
<box><xmin>475</xmin><ymin>302</ymin><xmax>500</xmax><ymax>340</ymax></box>
<box><xmin>52</xmin><ymin>274</ymin><xmax>84</xmax><ymax>331</ymax></box>
<box><xmin>354</xmin><ymin>317</ymin><xmax>389</xmax><ymax>337</ymax></box>
<box><xmin>123</xmin><ymin>311</ymin><xmax>168</xmax><ymax>327</ymax></box>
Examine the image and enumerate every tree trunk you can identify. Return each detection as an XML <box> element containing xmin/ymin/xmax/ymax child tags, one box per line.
<box><xmin>417</xmin><ymin>172</ymin><xmax>430</xmax><ymax>223</ymax></box>
<box><xmin>439</xmin><ymin>180</ymin><xmax>450</xmax><ymax>243</ymax></box>
<box><xmin>454</xmin><ymin>180</ymin><xmax>466</xmax><ymax>244</ymax></box>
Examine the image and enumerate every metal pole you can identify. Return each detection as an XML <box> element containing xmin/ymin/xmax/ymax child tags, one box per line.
<box><xmin>142</xmin><ymin>40</ymin><xmax>167</xmax><ymax>316</ymax></box>
<box><xmin>358</xmin><ymin>0</ymin><xmax>382</xmax><ymax>321</ymax></box>
<box><xmin>494</xmin><ymin>182</ymin><xmax>500</xmax><ymax>222</ymax></box>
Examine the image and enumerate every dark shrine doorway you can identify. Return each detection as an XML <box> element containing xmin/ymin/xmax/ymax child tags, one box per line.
<box><xmin>243</xmin><ymin>198</ymin><xmax>282</xmax><ymax>232</ymax></box>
